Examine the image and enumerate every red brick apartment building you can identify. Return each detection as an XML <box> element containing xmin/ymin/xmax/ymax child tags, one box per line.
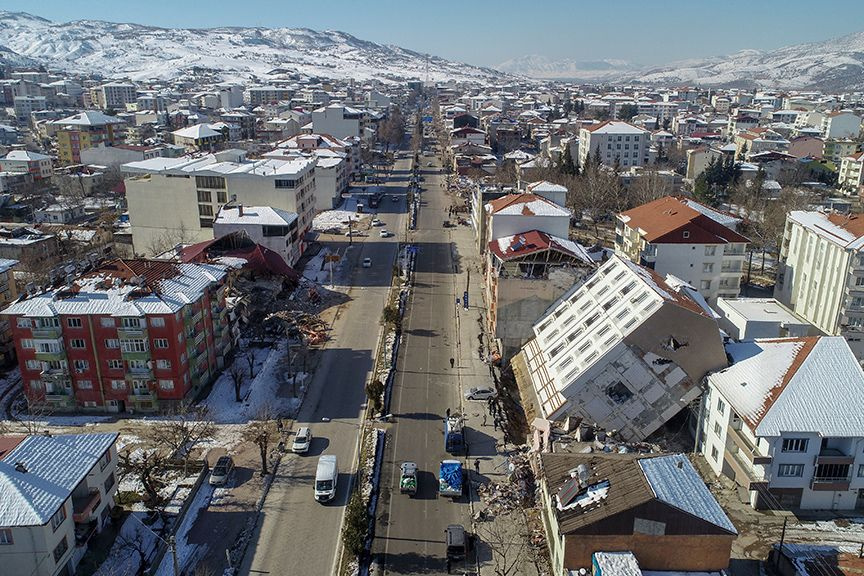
<box><xmin>2</xmin><ymin>258</ymin><xmax>233</xmax><ymax>413</ymax></box>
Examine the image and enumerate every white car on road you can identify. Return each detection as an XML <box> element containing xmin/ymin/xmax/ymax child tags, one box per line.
<box><xmin>362</xmin><ymin>257</ymin><xmax>372</xmax><ymax>268</ymax></box>
<box><xmin>464</xmin><ymin>386</ymin><xmax>496</xmax><ymax>401</ymax></box>
<box><xmin>292</xmin><ymin>427</ymin><xmax>312</xmax><ymax>454</ymax></box>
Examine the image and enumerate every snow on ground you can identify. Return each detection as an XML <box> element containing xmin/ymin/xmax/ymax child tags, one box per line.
<box><xmin>200</xmin><ymin>341</ymin><xmax>301</xmax><ymax>423</ymax></box>
<box><xmin>154</xmin><ymin>483</ymin><xmax>216</xmax><ymax>576</ymax></box>
<box><xmin>9</xmin><ymin>396</ymin><xmax>112</xmax><ymax>427</ymax></box>
<box><xmin>94</xmin><ymin>512</ymin><xmax>160</xmax><ymax>576</ymax></box>
<box><xmin>311</xmin><ymin>199</ymin><xmax>367</xmax><ymax>231</ymax></box>
<box><xmin>303</xmin><ymin>248</ymin><xmax>334</xmax><ymax>284</ymax></box>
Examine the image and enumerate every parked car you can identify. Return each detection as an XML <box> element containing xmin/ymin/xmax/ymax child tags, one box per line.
<box><xmin>362</xmin><ymin>257</ymin><xmax>372</xmax><ymax>268</ymax></box>
<box><xmin>371</xmin><ymin>218</ymin><xmax>385</xmax><ymax>226</ymax></box>
<box><xmin>464</xmin><ymin>386</ymin><xmax>496</xmax><ymax>401</ymax></box>
<box><xmin>400</xmin><ymin>461</ymin><xmax>418</xmax><ymax>496</ymax></box>
<box><xmin>209</xmin><ymin>455</ymin><xmax>234</xmax><ymax>485</ymax></box>
<box><xmin>391</xmin><ymin>195</ymin><xmax>399</xmax><ymax>202</ymax></box>
<box><xmin>379</xmin><ymin>230</ymin><xmax>392</xmax><ymax>238</ymax></box>
<box><xmin>292</xmin><ymin>427</ymin><xmax>312</xmax><ymax>454</ymax></box>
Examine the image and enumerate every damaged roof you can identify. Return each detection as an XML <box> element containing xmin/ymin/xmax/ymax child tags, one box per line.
<box><xmin>489</xmin><ymin>230</ymin><xmax>593</xmax><ymax>264</ymax></box>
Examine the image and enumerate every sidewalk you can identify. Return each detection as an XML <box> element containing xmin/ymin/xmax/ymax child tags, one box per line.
<box><xmin>446</xmin><ymin>196</ymin><xmax>545</xmax><ymax>576</ymax></box>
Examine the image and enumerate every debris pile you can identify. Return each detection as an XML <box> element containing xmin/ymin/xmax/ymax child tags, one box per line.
<box><xmin>265</xmin><ymin>310</ymin><xmax>329</xmax><ymax>345</ymax></box>
<box><xmin>476</xmin><ymin>452</ymin><xmax>536</xmax><ymax>515</ymax></box>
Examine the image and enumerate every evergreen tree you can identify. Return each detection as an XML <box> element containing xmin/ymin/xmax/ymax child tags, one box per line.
<box><xmin>559</xmin><ymin>145</ymin><xmax>577</xmax><ymax>176</ymax></box>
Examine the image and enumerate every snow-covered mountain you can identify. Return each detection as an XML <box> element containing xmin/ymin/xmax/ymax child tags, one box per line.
<box><xmin>632</xmin><ymin>31</ymin><xmax>864</xmax><ymax>90</ymax></box>
<box><xmin>0</xmin><ymin>11</ymin><xmax>507</xmax><ymax>84</ymax></box>
<box><xmin>496</xmin><ymin>55</ymin><xmax>639</xmax><ymax>81</ymax></box>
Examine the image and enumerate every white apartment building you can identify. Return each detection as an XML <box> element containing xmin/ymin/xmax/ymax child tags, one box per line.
<box><xmin>484</xmin><ymin>193</ymin><xmax>571</xmax><ymax>248</ymax></box>
<box><xmin>0</xmin><ymin>150</ymin><xmax>53</xmax><ymax>180</ymax></box>
<box><xmin>821</xmin><ymin>111</ymin><xmax>863</xmax><ymax>140</ymax></box>
<box><xmin>839</xmin><ymin>151</ymin><xmax>864</xmax><ymax>192</ymax></box>
<box><xmin>13</xmin><ymin>95</ymin><xmax>47</xmax><ymax>123</ymax></box>
<box><xmin>700</xmin><ymin>336</ymin><xmax>864</xmax><ymax>510</ymax></box>
<box><xmin>311</xmin><ymin>104</ymin><xmax>365</xmax><ymax>140</ymax></box>
<box><xmin>0</xmin><ymin>433</ymin><xmax>119</xmax><ymax>576</ymax></box>
<box><xmin>518</xmin><ymin>254</ymin><xmax>727</xmax><ymax>441</ymax></box>
<box><xmin>90</xmin><ymin>83</ymin><xmax>137</xmax><ymax>109</ymax></box>
<box><xmin>524</xmin><ymin>180</ymin><xmax>567</xmax><ymax>207</ymax></box>
<box><xmin>247</xmin><ymin>86</ymin><xmax>295</xmax><ymax>106</ymax></box>
<box><xmin>715</xmin><ymin>297</ymin><xmax>813</xmax><ymax>340</ymax></box>
<box><xmin>213</xmin><ymin>205</ymin><xmax>300</xmax><ymax>266</ymax></box>
<box><xmin>578</xmin><ymin>121</ymin><xmax>651</xmax><ymax>169</ymax></box>
<box><xmin>774</xmin><ymin>210</ymin><xmax>864</xmax><ymax>358</ymax></box>
<box><xmin>616</xmin><ymin>196</ymin><xmax>749</xmax><ymax>304</ymax></box>
<box><xmin>123</xmin><ymin>150</ymin><xmax>316</xmax><ymax>256</ymax></box>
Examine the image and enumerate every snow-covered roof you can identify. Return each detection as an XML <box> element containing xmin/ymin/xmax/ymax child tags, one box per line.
<box><xmin>526</xmin><ymin>180</ymin><xmax>567</xmax><ymax>194</ymax></box>
<box><xmin>710</xmin><ymin>337</ymin><xmax>864</xmax><ymax>437</ymax></box>
<box><xmin>593</xmin><ymin>552</ymin><xmax>641</xmax><ymax>576</ymax></box>
<box><xmin>639</xmin><ymin>454</ymin><xmax>736</xmax><ymax>533</ymax></box>
<box><xmin>53</xmin><ymin>110</ymin><xmax>126</xmax><ymax>127</ymax></box>
<box><xmin>0</xmin><ymin>258</ymin><xmax>17</xmax><ymax>274</ymax></box>
<box><xmin>788</xmin><ymin>210</ymin><xmax>864</xmax><ymax>250</ymax></box>
<box><xmin>3</xmin><ymin>150</ymin><xmax>51</xmax><ymax>162</ymax></box>
<box><xmin>584</xmin><ymin>120</ymin><xmax>648</xmax><ymax>135</ymax></box>
<box><xmin>4</xmin><ymin>259</ymin><xmax>228</xmax><ymax>318</ymax></box>
<box><xmin>172</xmin><ymin>123</ymin><xmax>222</xmax><ymax>139</ymax></box>
<box><xmin>0</xmin><ymin>433</ymin><xmax>118</xmax><ymax>526</ymax></box>
<box><xmin>486</xmin><ymin>193</ymin><xmax>571</xmax><ymax>217</ymax></box>
<box><xmin>215</xmin><ymin>205</ymin><xmax>297</xmax><ymax>227</ymax></box>
<box><xmin>123</xmin><ymin>153</ymin><xmax>315</xmax><ymax>178</ymax></box>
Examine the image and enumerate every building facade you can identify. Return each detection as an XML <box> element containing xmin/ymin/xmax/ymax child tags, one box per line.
<box><xmin>616</xmin><ymin>196</ymin><xmax>749</xmax><ymax>304</ymax></box>
<box><xmin>53</xmin><ymin>111</ymin><xmax>126</xmax><ymax>165</ymax></box>
<box><xmin>213</xmin><ymin>205</ymin><xmax>300</xmax><ymax>267</ymax></box>
<box><xmin>3</xmin><ymin>259</ymin><xmax>232</xmax><ymax>413</ymax></box>
<box><xmin>578</xmin><ymin>121</ymin><xmax>651</xmax><ymax>169</ymax></box>
<box><xmin>123</xmin><ymin>151</ymin><xmax>316</xmax><ymax>256</ymax></box>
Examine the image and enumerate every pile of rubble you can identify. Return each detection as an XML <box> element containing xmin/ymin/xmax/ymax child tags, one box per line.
<box><xmin>476</xmin><ymin>452</ymin><xmax>536</xmax><ymax>516</ymax></box>
<box><xmin>265</xmin><ymin>309</ymin><xmax>329</xmax><ymax>345</ymax></box>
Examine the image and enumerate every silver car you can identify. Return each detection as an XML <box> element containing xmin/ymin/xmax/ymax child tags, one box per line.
<box><xmin>464</xmin><ymin>386</ymin><xmax>496</xmax><ymax>401</ymax></box>
<box><xmin>292</xmin><ymin>427</ymin><xmax>312</xmax><ymax>454</ymax></box>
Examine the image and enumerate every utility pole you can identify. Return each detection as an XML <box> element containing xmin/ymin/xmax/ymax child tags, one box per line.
<box><xmin>775</xmin><ymin>516</ymin><xmax>788</xmax><ymax>568</ymax></box>
<box><xmin>170</xmin><ymin>535</ymin><xmax>179</xmax><ymax>576</ymax></box>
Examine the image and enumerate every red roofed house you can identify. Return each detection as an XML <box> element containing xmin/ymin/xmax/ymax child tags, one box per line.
<box><xmin>485</xmin><ymin>230</ymin><xmax>595</xmax><ymax>359</ymax></box>
<box><xmin>615</xmin><ymin>196</ymin><xmax>749</xmax><ymax>304</ymax></box>
<box><xmin>702</xmin><ymin>336</ymin><xmax>864</xmax><ymax>510</ymax></box>
<box><xmin>484</xmin><ymin>193</ymin><xmax>571</xmax><ymax>249</ymax></box>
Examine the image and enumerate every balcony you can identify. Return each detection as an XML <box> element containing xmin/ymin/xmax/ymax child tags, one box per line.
<box><xmin>811</xmin><ymin>476</ymin><xmax>851</xmax><ymax>491</ymax></box>
<box><xmin>721</xmin><ymin>263</ymin><xmax>743</xmax><ymax>273</ymax></box>
<box><xmin>120</xmin><ymin>347</ymin><xmax>150</xmax><ymax>361</ymax></box>
<box><xmin>32</xmin><ymin>326</ymin><xmax>62</xmax><ymax>339</ymax></box>
<box><xmin>723</xmin><ymin>245</ymin><xmax>746</xmax><ymax>256</ymax></box>
<box><xmin>72</xmin><ymin>489</ymin><xmax>101</xmax><ymax>523</ymax></box>
<box><xmin>126</xmin><ymin>368</ymin><xmax>153</xmax><ymax>380</ymax></box>
<box><xmin>185</xmin><ymin>310</ymin><xmax>203</xmax><ymax>326</ymax></box>
<box><xmin>815</xmin><ymin>448</ymin><xmax>855</xmax><ymax>466</ymax></box>
<box><xmin>117</xmin><ymin>325</ymin><xmax>147</xmax><ymax>339</ymax></box>
<box><xmin>40</xmin><ymin>368</ymin><xmax>70</xmax><ymax>381</ymax></box>
<box><xmin>727</xmin><ymin>425</ymin><xmax>773</xmax><ymax>465</ymax></box>
<box><xmin>35</xmin><ymin>347</ymin><xmax>66</xmax><ymax>362</ymax></box>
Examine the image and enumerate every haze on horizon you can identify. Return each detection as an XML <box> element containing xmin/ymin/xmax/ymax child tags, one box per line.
<box><xmin>2</xmin><ymin>0</ymin><xmax>864</xmax><ymax>70</ymax></box>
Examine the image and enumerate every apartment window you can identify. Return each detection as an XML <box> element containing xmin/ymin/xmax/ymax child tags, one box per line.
<box><xmin>217</xmin><ymin>190</ymin><xmax>227</xmax><ymax>203</ymax></box>
<box><xmin>717</xmin><ymin>398</ymin><xmax>726</xmax><ymax>415</ymax></box>
<box><xmin>858</xmin><ymin>464</ymin><xmax>864</xmax><ymax>478</ymax></box>
<box><xmin>195</xmin><ymin>175</ymin><xmax>226</xmax><ymax>189</ymax></box>
<box><xmin>25</xmin><ymin>359</ymin><xmax>40</xmax><ymax>370</ymax></box>
<box><xmin>121</xmin><ymin>318</ymin><xmax>142</xmax><ymax>329</ymax></box>
<box><xmin>0</xmin><ymin>528</ymin><xmax>12</xmax><ymax>545</ymax></box>
<box><xmin>275</xmin><ymin>179</ymin><xmax>297</xmax><ymax>189</ymax></box>
<box><xmin>150</xmin><ymin>317</ymin><xmax>165</xmax><ymax>328</ymax></box>
<box><xmin>198</xmin><ymin>204</ymin><xmax>214</xmax><ymax>217</ymax></box>
<box><xmin>53</xmin><ymin>535</ymin><xmax>68</xmax><ymax>563</ymax></box>
<box><xmin>50</xmin><ymin>505</ymin><xmax>66</xmax><ymax>532</ymax></box>
<box><xmin>70</xmin><ymin>339</ymin><xmax>86</xmax><ymax>349</ymax></box>
<box><xmin>98</xmin><ymin>450</ymin><xmax>112</xmax><ymax>471</ymax></box>
<box><xmin>683</xmin><ymin>231</ymin><xmax>690</xmax><ymax>239</ymax></box>
<box><xmin>111</xmin><ymin>380</ymin><xmax>125</xmax><ymax>390</ymax></box>
<box><xmin>30</xmin><ymin>379</ymin><xmax>41</xmax><ymax>390</ymax></box>
<box><xmin>77</xmin><ymin>380</ymin><xmax>93</xmax><ymax>389</ymax></box>
<box><xmin>107</xmin><ymin>359</ymin><xmax>123</xmax><ymax>370</ymax></box>
<box><xmin>101</xmin><ymin>317</ymin><xmax>115</xmax><ymax>328</ymax></box>
<box><xmin>180</xmin><ymin>353</ymin><xmax>187</xmax><ymax>364</ymax></box>
<box><xmin>106</xmin><ymin>339</ymin><xmax>119</xmax><ymax>349</ymax></box>
<box><xmin>777</xmin><ymin>464</ymin><xmax>804</xmax><ymax>477</ymax></box>
<box><xmin>154</xmin><ymin>338</ymin><xmax>169</xmax><ymax>349</ymax></box>
<box><xmin>121</xmin><ymin>339</ymin><xmax>148</xmax><ymax>353</ymax></box>
<box><xmin>196</xmin><ymin>189</ymin><xmax>212</xmax><ymax>203</ymax></box>
<box><xmin>74</xmin><ymin>359</ymin><xmax>89</xmax><ymax>373</ymax></box>
<box><xmin>710</xmin><ymin>446</ymin><xmax>719</xmax><ymax>462</ymax></box>
<box><xmin>781</xmin><ymin>438</ymin><xmax>809</xmax><ymax>453</ymax></box>
<box><xmin>156</xmin><ymin>359</ymin><xmax>171</xmax><ymax>369</ymax></box>
<box><xmin>714</xmin><ymin>422</ymin><xmax>722</xmax><ymax>437</ymax></box>
<box><xmin>67</xmin><ymin>318</ymin><xmax>82</xmax><ymax>328</ymax></box>
<box><xmin>703</xmin><ymin>263</ymin><xmax>714</xmax><ymax>273</ymax></box>
<box><xmin>104</xmin><ymin>472</ymin><xmax>116</xmax><ymax>493</ymax></box>
<box><xmin>16</xmin><ymin>318</ymin><xmax>31</xmax><ymax>328</ymax></box>
<box><xmin>700</xmin><ymin>280</ymin><xmax>711</xmax><ymax>290</ymax></box>
<box><xmin>21</xmin><ymin>338</ymin><xmax>34</xmax><ymax>349</ymax></box>
<box><xmin>159</xmin><ymin>379</ymin><xmax>175</xmax><ymax>390</ymax></box>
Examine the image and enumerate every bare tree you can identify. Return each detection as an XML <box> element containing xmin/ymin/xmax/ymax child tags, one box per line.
<box><xmin>118</xmin><ymin>449</ymin><xmax>168</xmax><ymax>505</ymax></box>
<box><xmin>116</xmin><ymin>524</ymin><xmax>152</xmax><ymax>576</ymax></box>
<box><xmin>243</xmin><ymin>407</ymin><xmax>276</xmax><ymax>476</ymax></box>
<box><xmin>476</xmin><ymin>518</ymin><xmax>532</xmax><ymax>576</ymax></box>
<box><xmin>245</xmin><ymin>351</ymin><xmax>256</xmax><ymax>379</ymax></box>
<box><xmin>568</xmin><ymin>163</ymin><xmax>623</xmax><ymax>239</ymax></box>
<box><xmin>16</xmin><ymin>396</ymin><xmax>55</xmax><ymax>435</ymax></box>
<box><xmin>229</xmin><ymin>365</ymin><xmax>245</xmax><ymax>403</ymax></box>
<box><xmin>626</xmin><ymin>169</ymin><xmax>672</xmax><ymax>207</ymax></box>
<box><xmin>143</xmin><ymin>221</ymin><xmax>196</xmax><ymax>257</ymax></box>
<box><xmin>147</xmin><ymin>402</ymin><xmax>215</xmax><ymax>474</ymax></box>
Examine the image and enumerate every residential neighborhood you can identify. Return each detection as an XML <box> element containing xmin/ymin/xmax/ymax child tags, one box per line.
<box><xmin>0</xmin><ymin>5</ymin><xmax>863</xmax><ymax>576</ymax></box>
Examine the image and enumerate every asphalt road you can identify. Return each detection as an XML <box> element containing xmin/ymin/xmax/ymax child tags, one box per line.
<box><xmin>374</xmin><ymin>148</ymin><xmax>473</xmax><ymax>574</ymax></box>
<box><xmin>239</xmin><ymin>160</ymin><xmax>408</xmax><ymax>575</ymax></box>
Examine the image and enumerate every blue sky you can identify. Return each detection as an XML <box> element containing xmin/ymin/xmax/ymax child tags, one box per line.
<box><xmin>3</xmin><ymin>0</ymin><xmax>864</xmax><ymax>67</ymax></box>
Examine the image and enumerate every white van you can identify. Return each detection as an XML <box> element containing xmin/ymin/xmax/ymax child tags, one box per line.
<box><xmin>315</xmin><ymin>455</ymin><xmax>338</xmax><ymax>502</ymax></box>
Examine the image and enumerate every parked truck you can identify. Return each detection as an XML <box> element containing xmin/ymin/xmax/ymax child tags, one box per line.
<box><xmin>444</xmin><ymin>415</ymin><xmax>464</xmax><ymax>455</ymax></box>
<box><xmin>438</xmin><ymin>459</ymin><xmax>463</xmax><ymax>499</ymax></box>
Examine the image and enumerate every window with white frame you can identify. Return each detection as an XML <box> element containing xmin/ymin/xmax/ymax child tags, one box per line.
<box><xmin>21</xmin><ymin>338</ymin><xmax>34</xmax><ymax>349</ymax></box>
<box><xmin>101</xmin><ymin>317</ymin><xmax>115</xmax><ymax>328</ymax></box>
<box><xmin>710</xmin><ymin>446</ymin><xmax>719</xmax><ymax>462</ymax></box>
<box><xmin>0</xmin><ymin>528</ymin><xmax>12</xmax><ymax>545</ymax></box>
<box><xmin>111</xmin><ymin>380</ymin><xmax>125</xmax><ymax>390</ymax></box>
<box><xmin>74</xmin><ymin>359</ymin><xmax>89</xmax><ymax>373</ymax></box>
<box><xmin>120</xmin><ymin>339</ymin><xmax>148</xmax><ymax>353</ymax></box>
<box><xmin>50</xmin><ymin>505</ymin><xmax>66</xmax><ymax>531</ymax></box>
<box><xmin>154</xmin><ymin>338</ymin><xmax>169</xmax><ymax>349</ymax></box>
<box><xmin>77</xmin><ymin>380</ymin><xmax>93</xmax><ymax>389</ymax></box>
<box><xmin>778</xmin><ymin>464</ymin><xmax>804</xmax><ymax>477</ymax></box>
<box><xmin>70</xmin><ymin>339</ymin><xmax>85</xmax><ymax>349</ymax></box>
<box><xmin>16</xmin><ymin>317</ymin><xmax>31</xmax><ymax>328</ymax></box>
<box><xmin>105</xmin><ymin>339</ymin><xmax>119</xmax><ymax>349</ymax></box>
<box><xmin>150</xmin><ymin>317</ymin><xmax>165</xmax><ymax>328</ymax></box>
<box><xmin>66</xmin><ymin>318</ymin><xmax>82</xmax><ymax>328</ymax></box>
<box><xmin>717</xmin><ymin>398</ymin><xmax>726</xmax><ymax>415</ymax></box>
<box><xmin>121</xmin><ymin>317</ymin><xmax>143</xmax><ymax>329</ymax></box>
<box><xmin>25</xmin><ymin>359</ymin><xmax>40</xmax><ymax>370</ymax></box>
<box><xmin>781</xmin><ymin>438</ymin><xmax>809</xmax><ymax>453</ymax></box>
<box><xmin>704</xmin><ymin>246</ymin><xmax>716</xmax><ymax>256</ymax></box>
<box><xmin>714</xmin><ymin>422</ymin><xmax>722</xmax><ymax>436</ymax></box>
<box><xmin>107</xmin><ymin>359</ymin><xmax>123</xmax><ymax>370</ymax></box>
<box><xmin>156</xmin><ymin>359</ymin><xmax>171</xmax><ymax>369</ymax></box>
<box><xmin>159</xmin><ymin>379</ymin><xmax>174</xmax><ymax>390</ymax></box>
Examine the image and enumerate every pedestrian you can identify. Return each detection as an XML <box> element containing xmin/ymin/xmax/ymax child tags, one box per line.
<box><xmin>449</xmin><ymin>357</ymin><xmax>455</xmax><ymax>368</ymax></box>
<box><xmin>446</xmin><ymin>558</ymin><xmax>452</xmax><ymax>574</ymax></box>
<box><xmin>276</xmin><ymin>418</ymin><xmax>283</xmax><ymax>432</ymax></box>
<box><xmin>493</xmin><ymin>419</ymin><xmax>498</xmax><ymax>431</ymax></box>
<box><xmin>474</xmin><ymin>459</ymin><xmax>480</xmax><ymax>475</ymax></box>
<box><xmin>482</xmin><ymin>413</ymin><xmax>487</xmax><ymax>427</ymax></box>
<box><xmin>446</xmin><ymin>407</ymin><xmax>451</xmax><ymax>419</ymax></box>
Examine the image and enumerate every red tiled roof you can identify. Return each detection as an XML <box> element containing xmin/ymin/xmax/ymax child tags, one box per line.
<box><xmin>0</xmin><ymin>436</ymin><xmax>25</xmax><ymax>460</ymax></box>
<box><xmin>620</xmin><ymin>196</ymin><xmax>749</xmax><ymax>245</ymax></box>
<box><xmin>487</xmin><ymin>230</ymin><xmax>590</xmax><ymax>263</ymax></box>
<box><xmin>827</xmin><ymin>212</ymin><xmax>864</xmax><ymax>237</ymax></box>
